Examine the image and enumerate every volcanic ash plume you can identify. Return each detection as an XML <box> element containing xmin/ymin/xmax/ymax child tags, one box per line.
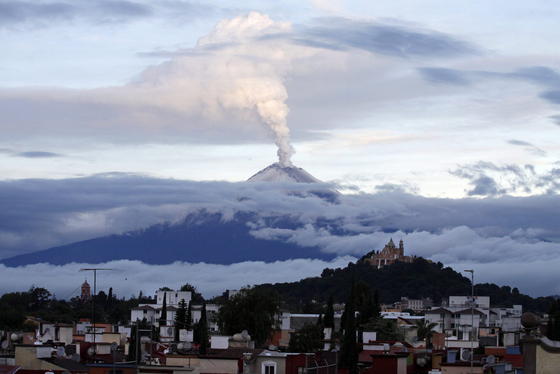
<box><xmin>129</xmin><ymin>12</ymin><xmax>299</xmax><ymax>166</ymax></box>
<box><xmin>257</xmin><ymin>99</ymin><xmax>293</xmax><ymax>166</ymax></box>
<box><xmin>197</xmin><ymin>12</ymin><xmax>296</xmax><ymax>167</ymax></box>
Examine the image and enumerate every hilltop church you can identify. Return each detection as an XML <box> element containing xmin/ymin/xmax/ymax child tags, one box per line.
<box><xmin>364</xmin><ymin>238</ymin><xmax>415</xmax><ymax>269</ymax></box>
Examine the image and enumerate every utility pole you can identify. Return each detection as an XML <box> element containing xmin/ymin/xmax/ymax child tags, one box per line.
<box><xmin>464</xmin><ymin>269</ymin><xmax>474</xmax><ymax>374</ymax></box>
<box><xmin>80</xmin><ymin>268</ymin><xmax>112</xmax><ymax>362</ymax></box>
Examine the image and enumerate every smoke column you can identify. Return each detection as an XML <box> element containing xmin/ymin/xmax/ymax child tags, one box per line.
<box><xmin>198</xmin><ymin>12</ymin><xmax>296</xmax><ymax>167</ymax></box>
<box><xmin>257</xmin><ymin>98</ymin><xmax>293</xmax><ymax>167</ymax></box>
<box><xmin>130</xmin><ymin>12</ymin><xmax>297</xmax><ymax>166</ymax></box>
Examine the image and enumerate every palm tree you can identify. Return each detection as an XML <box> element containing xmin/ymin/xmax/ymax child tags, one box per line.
<box><xmin>415</xmin><ymin>320</ymin><xmax>438</xmax><ymax>348</ymax></box>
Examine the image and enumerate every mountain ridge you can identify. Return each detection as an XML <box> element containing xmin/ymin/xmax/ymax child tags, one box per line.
<box><xmin>0</xmin><ymin>210</ymin><xmax>333</xmax><ymax>266</ymax></box>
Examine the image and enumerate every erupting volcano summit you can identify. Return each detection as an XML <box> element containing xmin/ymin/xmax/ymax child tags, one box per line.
<box><xmin>247</xmin><ymin>163</ymin><xmax>321</xmax><ymax>183</ymax></box>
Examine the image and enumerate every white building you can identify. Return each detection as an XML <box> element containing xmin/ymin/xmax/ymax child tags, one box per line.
<box><xmin>449</xmin><ymin>296</ymin><xmax>490</xmax><ymax>309</ymax></box>
<box><xmin>131</xmin><ymin>289</ymin><xmax>191</xmax><ymax>326</ymax></box>
<box><xmin>156</xmin><ymin>290</ymin><xmax>192</xmax><ymax>306</ymax></box>
<box><xmin>424</xmin><ymin>296</ymin><xmax>522</xmax><ymax>348</ymax></box>
<box><xmin>192</xmin><ymin>303</ymin><xmax>220</xmax><ymax>332</ymax></box>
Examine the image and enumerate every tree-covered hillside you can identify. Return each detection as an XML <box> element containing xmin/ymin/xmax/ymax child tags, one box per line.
<box><xmin>255</xmin><ymin>258</ymin><xmax>555</xmax><ymax>313</ymax></box>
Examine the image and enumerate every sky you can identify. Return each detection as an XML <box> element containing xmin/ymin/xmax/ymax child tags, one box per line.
<box><xmin>0</xmin><ymin>0</ymin><xmax>559</xmax><ymax>298</ymax></box>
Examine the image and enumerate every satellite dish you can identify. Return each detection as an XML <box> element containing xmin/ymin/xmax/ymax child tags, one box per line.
<box><xmin>110</xmin><ymin>343</ymin><xmax>119</xmax><ymax>352</ymax></box>
<box><xmin>11</xmin><ymin>333</ymin><xmax>22</xmax><ymax>342</ymax></box>
<box><xmin>486</xmin><ymin>355</ymin><xmax>496</xmax><ymax>364</ymax></box>
<box><xmin>460</xmin><ymin>349</ymin><xmax>472</xmax><ymax>361</ymax></box>
<box><xmin>57</xmin><ymin>347</ymin><xmax>65</xmax><ymax>357</ymax></box>
<box><xmin>416</xmin><ymin>357</ymin><xmax>428</xmax><ymax>367</ymax></box>
<box><xmin>87</xmin><ymin>346</ymin><xmax>96</xmax><ymax>357</ymax></box>
<box><xmin>1</xmin><ymin>340</ymin><xmax>9</xmax><ymax>350</ymax></box>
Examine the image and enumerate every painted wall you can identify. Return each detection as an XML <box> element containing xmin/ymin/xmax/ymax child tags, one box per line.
<box><xmin>536</xmin><ymin>344</ymin><xmax>560</xmax><ymax>374</ymax></box>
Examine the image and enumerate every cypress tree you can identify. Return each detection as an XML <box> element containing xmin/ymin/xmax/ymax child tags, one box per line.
<box><xmin>340</xmin><ymin>282</ymin><xmax>358</xmax><ymax>374</ymax></box>
<box><xmin>198</xmin><ymin>303</ymin><xmax>209</xmax><ymax>354</ymax></box>
<box><xmin>175</xmin><ymin>299</ymin><xmax>187</xmax><ymax>341</ymax></box>
<box><xmin>324</xmin><ymin>295</ymin><xmax>335</xmax><ymax>328</ymax></box>
<box><xmin>186</xmin><ymin>301</ymin><xmax>192</xmax><ymax>330</ymax></box>
<box><xmin>548</xmin><ymin>300</ymin><xmax>560</xmax><ymax>341</ymax></box>
<box><xmin>159</xmin><ymin>292</ymin><xmax>167</xmax><ymax>326</ymax></box>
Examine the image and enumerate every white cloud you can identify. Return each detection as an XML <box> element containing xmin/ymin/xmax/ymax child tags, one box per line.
<box><xmin>0</xmin><ymin>257</ymin><xmax>356</xmax><ymax>299</ymax></box>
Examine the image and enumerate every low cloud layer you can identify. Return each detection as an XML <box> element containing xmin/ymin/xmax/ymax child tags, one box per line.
<box><xmin>0</xmin><ymin>257</ymin><xmax>356</xmax><ymax>299</ymax></box>
<box><xmin>0</xmin><ymin>173</ymin><xmax>558</xmax><ymax>296</ymax></box>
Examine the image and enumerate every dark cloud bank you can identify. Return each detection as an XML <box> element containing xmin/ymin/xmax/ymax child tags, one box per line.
<box><xmin>0</xmin><ymin>173</ymin><xmax>559</xmax><ymax>297</ymax></box>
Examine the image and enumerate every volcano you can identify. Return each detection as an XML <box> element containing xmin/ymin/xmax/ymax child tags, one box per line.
<box><xmin>247</xmin><ymin>163</ymin><xmax>320</xmax><ymax>183</ymax></box>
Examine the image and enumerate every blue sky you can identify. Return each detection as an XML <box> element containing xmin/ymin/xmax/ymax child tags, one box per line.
<box><xmin>1</xmin><ymin>0</ymin><xmax>559</xmax><ymax>297</ymax></box>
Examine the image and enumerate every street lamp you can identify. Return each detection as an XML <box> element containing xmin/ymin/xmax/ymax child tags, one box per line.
<box><xmin>464</xmin><ymin>269</ymin><xmax>474</xmax><ymax>374</ymax></box>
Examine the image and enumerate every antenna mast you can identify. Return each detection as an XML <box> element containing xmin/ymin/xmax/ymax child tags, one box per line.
<box><xmin>80</xmin><ymin>268</ymin><xmax>113</xmax><ymax>362</ymax></box>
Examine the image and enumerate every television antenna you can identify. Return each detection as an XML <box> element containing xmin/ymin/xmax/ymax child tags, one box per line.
<box><xmin>80</xmin><ymin>268</ymin><xmax>113</xmax><ymax>362</ymax></box>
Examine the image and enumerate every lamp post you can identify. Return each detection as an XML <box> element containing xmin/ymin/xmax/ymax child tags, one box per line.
<box><xmin>464</xmin><ymin>269</ymin><xmax>474</xmax><ymax>374</ymax></box>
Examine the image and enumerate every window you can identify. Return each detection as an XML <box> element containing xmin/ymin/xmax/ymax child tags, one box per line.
<box><xmin>262</xmin><ymin>361</ymin><xmax>277</xmax><ymax>374</ymax></box>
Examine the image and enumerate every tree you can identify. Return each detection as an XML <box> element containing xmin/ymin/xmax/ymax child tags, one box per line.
<box><xmin>198</xmin><ymin>303</ymin><xmax>209</xmax><ymax>354</ymax></box>
<box><xmin>354</xmin><ymin>282</ymin><xmax>379</xmax><ymax>325</ymax></box>
<box><xmin>180</xmin><ymin>284</ymin><xmax>205</xmax><ymax>303</ymax></box>
<box><xmin>324</xmin><ymin>296</ymin><xmax>335</xmax><ymax>329</ymax></box>
<box><xmin>339</xmin><ymin>282</ymin><xmax>358</xmax><ymax>374</ymax></box>
<box><xmin>218</xmin><ymin>287</ymin><xmax>280</xmax><ymax>346</ymax></box>
<box><xmin>363</xmin><ymin>319</ymin><xmax>404</xmax><ymax>341</ymax></box>
<box><xmin>159</xmin><ymin>292</ymin><xmax>167</xmax><ymax>326</ymax></box>
<box><xmin>29</xmin><ymin>287</ymin><xmax>51</xmax><ymax>311</ymax></box>
<box><xmin>128</xmin><ymin>318</ymin><xmax>151</xmax><ymax>363</ymax></box>
<box><xmin>547</xmin><ymin>300</ymin><xmax>560</xmax><ymax>341</ymax></box>
<box><xmin>186</xmin><ymin>301</ymin><xmax>192</xmax><ymax>330</ymax></box>
<box><xmin>415</xmin><ymin>320</ymin><xmax>438</xmax><ymax>347</ymax></box>
<box><xmin>175</xmin><ymin>299</ymin><xmax>188</xmax><ymax>341</ymax></box>
<box><xmin>289</xmin><ymin>324</ymin><xmax>324</xmax><ymax>353</ymax></box>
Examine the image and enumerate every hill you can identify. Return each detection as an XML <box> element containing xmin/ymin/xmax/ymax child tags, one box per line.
<box><xmin>255</xmin><ymin>257</ymin><xmax>555</xmax><ymax>313</ymax></box>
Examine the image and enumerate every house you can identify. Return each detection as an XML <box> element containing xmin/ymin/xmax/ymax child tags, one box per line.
<box><xmin>394</xmin><ymin>297</ymin><xmax>433</xmax><ymax>312</ymax></box>
<box><xmin>192</xmin><ymin>304</ymin><xmax>220</xmax><ymax>332</ymax></box>
<box><xmin>424</xmin><ymin>296</ymin><xmax>522</xmax><ymax>349</ymax></box>
<box><xmin>131</xmin><ymin>289</ymin><xmax>192</xmax><ymax>327</ymax></box>
<box><xmin>14</xmin><ymin>345</ymin><xmax>88</xmax><ymax>374</ymax></box>
<box><xmin>278</xmin><ymin>312</ymin><xmax>342</xmax><ymax>347</ymax></box>
<box><xmin>245</xmin><ymin>350</ymin><xmax>337</xmax><ymax>374</ymax></box>
<box><xmin>439</xmin><ymin>362</ymin><xmax>484</xmax><ymax>374</ymax></box>
<box><xmin>361</xmin><ymin>353</ymin><xmax>408</xmax><ymax>374</ymax></box>
<box><xmin>36</xmin><ymin>322</ymin><xmax>74</xmax><ymax>345</ymax></box>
